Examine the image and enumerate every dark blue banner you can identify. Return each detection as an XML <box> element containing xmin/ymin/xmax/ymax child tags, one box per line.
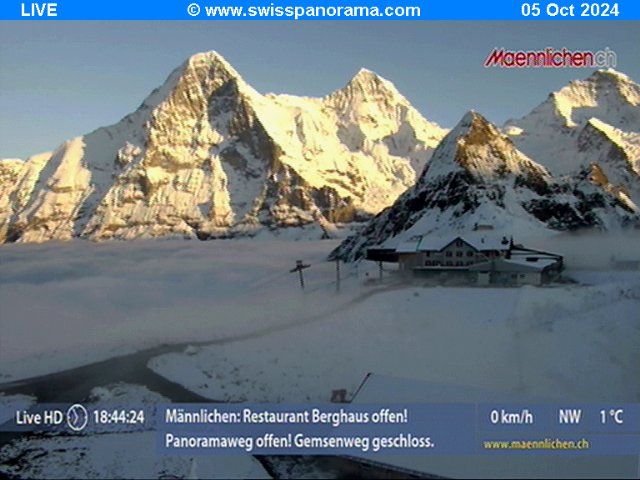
<box><xmin>3</xmin><ymin>402</ymin><xmax>639</xmax><ymax>455</ymax></box>
<box><xmin>1</xmin><ymin>0</ymin><xmax>639</xmax><ymax>20</ymax></box>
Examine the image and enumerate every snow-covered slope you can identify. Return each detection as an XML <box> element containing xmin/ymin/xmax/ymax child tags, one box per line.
<box><xmin>505</xmin><ymin>69</ymin><xmax>640</xmax><ymax>209</ymax></box>
<box><xmin>0</xmin><ymin>51</ymin><xmax>446</xmax><ymax>244</ymax></box>
<box><xmin>334</xmin><ymin>110</ymin><xmax>638</xmax><ymax>260</ymax></box>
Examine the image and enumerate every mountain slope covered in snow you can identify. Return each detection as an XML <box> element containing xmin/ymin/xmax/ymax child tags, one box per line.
<box><xmin>334</xmin><ymin>107</ymin><xmax>638</xmax><ymax>260</ymax></box>
<box><xmin>0</xmin><ymin>52</ymin><xmax>447</xmax><ymax>244</ymax></box>
<box><xmin>505</xmin><ymin>69</ymin><xmax>640</xmax><ymax>211</ymax></box>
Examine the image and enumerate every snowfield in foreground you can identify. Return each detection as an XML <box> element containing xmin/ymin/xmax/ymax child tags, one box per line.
<box><xmin>0</xmin><ymin>235</ymin><xmax>638</xmax><ymax>478</ymax></box>
<box><xmin>0</xmin><ymin>235</ymin><xmax>638</xmax><ymax>405</ymax></box>
<box><xmin>149</xmin><ymin>272</ymin><xmax>640</xmax><ymax>403</ymax></box>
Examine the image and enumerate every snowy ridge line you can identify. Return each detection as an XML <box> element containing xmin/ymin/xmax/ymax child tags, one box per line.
<box><xmin>335</xmin><ymin>68</ymin><xmax>640</xmax><ymax>261</ymax></box>
<box><xmin>2</xmin><ymin>64</ymin><xmax>639</xmax><ymax>251</ymax></box>
<box><xmin>0</xmin><ymin>51</ymin><xmax>447</xmax><ymax>245</ymax></box>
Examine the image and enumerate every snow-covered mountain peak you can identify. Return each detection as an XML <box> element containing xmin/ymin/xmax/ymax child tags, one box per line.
<box><xmin>135</xmin><ymin>51</ymin><xmax>254</xmax><ymax>114</ymax></box>
<box><xmin>334</xmin><ymin>108</ymin><xmax>636</xmax><ymax>261</ymax></box>
<box><xmin>325</xmin><ymin>67</ymin><xmax>409</xmax><ymax>109</ymax></box>
<box><xmin>505</xmin><ymin>70</ymin><xmax>640</xmax><ymax>183</ymax></box>
<box><xmin>458</xmin><ymin>109</ymin><xmax>479</xmax><ymax>123</ymax></box>
<box><xmin>352</xmin><ymin>67</ymin><xmax>378</xmax><ymax>79</ymax></box>
<box><xmin>570</xmin><ymin>69</ymin><xmax>640</xmax><ymax>112</ymax></box>
<box><xmin>320</xmin><ymin>67</ymin><xmax>447</xmax><ymax>156</ymax></box>
<box><xmin>185</xmin><ymin>51</ymin><xmax>257</xmax><ymax>92</ymax></box>
<box><xmin>592</xmin><ymin>68</ymin><xmax>632</xmax><ymax>82</ymax></box>
<box><xmin>450</xmin><ymin>110</ymin><xmax>504</xmax><ymax>141</ymax></box>
<box><xmin>333</xmin><ymin>73</ymin><xmax>639</xmax><ymax>261</ymax></box>
<box><xmin>348</xmin><ymin>67</ymin><xmax>397</xmax><ymax>89</ymax></box>
<box><xmin>512</xmin><ymin>69</ymin><xmax>640</xmax><ymax>132</ymax></box>
<box><xmin>422</xmin><ymin>110</ymin><xmax>548</xmax><ymax>184</ymax></box>
<box><xmin>188</xmin><ymin>50</ymin><xmax>236</xmax><ymax>70</ymax></box>
<box><xmin>182</xmin><ymin>51</ymin><xmax>261</xmax><ymax>100</ymax></box>
<box><xmin>0</xmin><ymin>53</ymin><xmax>449</xmax><ymax>244</ymax></box>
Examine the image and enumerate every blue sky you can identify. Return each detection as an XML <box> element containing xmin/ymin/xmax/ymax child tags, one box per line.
<box><xmin>1</xmin><ymin>21</ymin><xmax>638</xmax><ymax>158</ymax></box>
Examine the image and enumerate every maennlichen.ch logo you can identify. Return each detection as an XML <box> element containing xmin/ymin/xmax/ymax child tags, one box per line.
<box><xmin>484</xmin><ymin>47</ymin><xmax>617</xmax><ymax>68</ymax></box>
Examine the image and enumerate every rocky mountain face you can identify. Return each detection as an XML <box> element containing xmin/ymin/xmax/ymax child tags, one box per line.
<box><xmin>4</xmin><ymin>63</ymin><xmax>638</xmax><ymax>253</ymax></box>
<box><xmin>334</xmin><ymin>105</ymin><xmax>639</xmax><ymax>261</ymax></box>
<box><xmin>0</xmin><ymin>52</ymin><xmax>447</xmax><ymax>243</ymax></box>
<box><xmin>505</xmin><ymin>69</ymin><xmax>640</xmax><ymax>211</ymax></box>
